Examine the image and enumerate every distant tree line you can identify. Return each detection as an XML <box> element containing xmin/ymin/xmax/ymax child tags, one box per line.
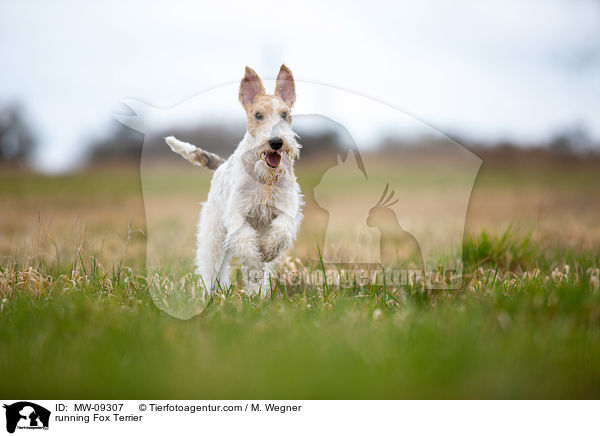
<box><xmin>0</xmin><ymin>103</ymin><xmax>36</xmax><ymax>165</ymax></box>
<box><xmin>1</xmin><ymin>99</ymin><xmax>599</xmax><ymax>170</ymax></box>
<box><xmin>87</xmin><ymin>119</ymin><xmax>600</xmax><ymax>167</ymax></box>
<box><xmin>88</xmin><ymin>117</ymin><xmax>350</xmax><ymax>165</ymax></box>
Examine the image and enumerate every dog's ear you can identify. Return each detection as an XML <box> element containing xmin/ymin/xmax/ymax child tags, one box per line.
<box><xmin>275</xmin><ymin>64</ymin><xmax>296</xmax><ymax>107</ymax></box>
<box><xmin>239</xmin><ymin>67</ymin><xmax>265</xmax><ymax>108</ymax></box>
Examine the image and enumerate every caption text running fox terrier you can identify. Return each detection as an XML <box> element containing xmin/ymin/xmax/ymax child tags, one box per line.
<box><xmin>165</xmin><ymin>65</ymin><xmax>303</xmax><ymax>297</ymax></box>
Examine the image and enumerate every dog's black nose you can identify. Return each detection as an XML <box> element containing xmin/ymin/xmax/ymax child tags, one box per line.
<box><xmin>269</xmin><ymin>137</ymin><xmax>283</xmax><ymax>150</ymax></box>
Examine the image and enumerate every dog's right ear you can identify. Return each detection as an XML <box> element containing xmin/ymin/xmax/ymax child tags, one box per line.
<box><xmin>239</xmin><ymin>67</ymin><xmax>265</xmax><ymax>109</ymax></box>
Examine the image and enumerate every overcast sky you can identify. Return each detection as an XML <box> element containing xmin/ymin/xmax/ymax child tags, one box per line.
<box><xmin>1</xmin><ymin>0</ymin><xmax>599</xmax><ymax>172</ymax></box>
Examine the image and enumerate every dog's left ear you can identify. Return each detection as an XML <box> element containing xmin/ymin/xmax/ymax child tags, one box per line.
<box><xmin>275</xmin><ymin>64</ymin><xmax>296</xmax><ymax>107</ymax></box>
<box><xmin>239</xmin><ymin>66</ymin><xmax>266</xmax><ymax>109</ymax></box>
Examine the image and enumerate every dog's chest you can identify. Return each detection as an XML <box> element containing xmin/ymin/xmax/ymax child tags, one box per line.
<box><xmin>246</xmin><ymin>203</ymin><xmax>277</xmax><ymax>230</ymax></box>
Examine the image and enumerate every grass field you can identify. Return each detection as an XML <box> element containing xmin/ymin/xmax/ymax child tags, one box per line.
<box><xmin>1</xmin><ymin>156</ymin><xmax>600</xmax><ymax>398</ymax></box>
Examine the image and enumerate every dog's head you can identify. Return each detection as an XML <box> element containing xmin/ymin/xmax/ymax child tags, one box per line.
<box><xmin>238</xmin><ymin>65</ymin><xmax>300</xmax><ymax>176</ymax></box>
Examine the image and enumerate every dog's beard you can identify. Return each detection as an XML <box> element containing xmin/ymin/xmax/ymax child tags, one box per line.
<box><xmin>260</xmin><ymin>149</ymin><xmax>297</xmax><ymax>169</ymax></box>
<box><xmin>252</xmin><ymin>124</ymin><xmax>300</xmax><ymax>169</ymax></box>
<box><xmin>242</xmin><ymin>144</ymin><xmax>297</xmax><ymax>183</ymax></box>
<box><xmin>241</xmin><ymin>123</ymin><xmax>300</xmax><ymax>182</ymax></box>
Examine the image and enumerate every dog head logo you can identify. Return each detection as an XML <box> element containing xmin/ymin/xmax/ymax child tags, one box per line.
<box><xmin>3</xmin><ymin>402</ymin><xmax>50</xmax><ymax>433</ymax></box>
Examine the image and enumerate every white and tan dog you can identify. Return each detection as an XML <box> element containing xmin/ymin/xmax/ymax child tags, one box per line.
<box><xmin>165</xmin><ymin>65</ymin><xmax>303</xmax><ymax>297</ymax></box>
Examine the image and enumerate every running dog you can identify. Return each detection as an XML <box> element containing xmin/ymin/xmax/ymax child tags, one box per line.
<box><xmin>165</xmin><ymin>65</ymin><xmax>303</xmax><ymax>297</ymax></box>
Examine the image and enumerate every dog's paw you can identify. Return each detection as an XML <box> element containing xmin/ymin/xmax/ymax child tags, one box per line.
<box><xmin>233</xmin><ymin>226</ymin><xmax>262</xmax><ymax>269</ymax></box>
<box><xmin>261</xmin><ymin>240</ymin><xmax>288</xmax><ymax>263</ymax></box>
<box><xmin>261</xmin><ymin>222</ymin><xmax>293</xmax><ymax>263</ymax></box>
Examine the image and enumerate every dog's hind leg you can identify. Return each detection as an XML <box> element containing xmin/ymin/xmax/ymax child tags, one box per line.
<box><xmin>195</xmin><ymin>203</ymin><xmax>228</xmax><ymax>293</ymax></box>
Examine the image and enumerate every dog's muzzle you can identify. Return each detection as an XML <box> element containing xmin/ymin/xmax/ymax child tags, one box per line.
<box><xmin>261</xmin><ymin>137</ymin><xmax>284</xmax><ymax>168</ymax></box>
<box><xmin>264</xmin><ymin>150</ymin><xmax>282</xmax><ymax>168</ymax></box>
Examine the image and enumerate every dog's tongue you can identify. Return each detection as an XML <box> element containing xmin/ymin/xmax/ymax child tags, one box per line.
<box><xmin>266</xmin><ymin>151</ymin><xmax>281</xmax><ymax>168</ymax></box>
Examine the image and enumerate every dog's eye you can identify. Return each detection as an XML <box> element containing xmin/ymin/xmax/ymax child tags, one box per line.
<box><xmin>281</xmin><ymin>112</ymin><xmax>287</xmax><ymax>120</ymax></box>
<box><xmin>255</xmin><ymin>112</ymin><xmax>263</xmax><ymax>120</ymax></box>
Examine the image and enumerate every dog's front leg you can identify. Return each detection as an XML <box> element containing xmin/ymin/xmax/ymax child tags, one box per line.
<box><xmin>261</xmin><ymin>213</ymin><xmax>297</xmax><ymax>264</ymax></box>
<box><xmin>230</xmin><ymin>223</ymin><xmax>261</xmax><ymax>270</ymax></box>
<box><xmin>228</xmin><ymin>222</ymin><xmax>269</xmax><ymax>297</ymax></box>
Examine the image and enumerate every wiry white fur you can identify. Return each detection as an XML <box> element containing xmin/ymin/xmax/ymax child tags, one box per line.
<box><xmin>165</xmin><ymin>135</ymin><xmax>196</xmax><ymax>154</ymax></box>
<box><xmin>168</xmin><ymin>96</ymin><xmax>303</xmax><ymax>298</ymax></box>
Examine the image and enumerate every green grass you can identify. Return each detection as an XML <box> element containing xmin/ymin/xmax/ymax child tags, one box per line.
<box><xmin>1</xmin><ymin>255</ymin><xmax>600</xmax><ymax>399</ymax></box>
<box><xmin>463</xmin><ymin>227</ymin><xmax>538</xmax><ymax>270</ymax></box>
<box><xmin>1</xmin><ymin>164</ymin><xmax>600</xmax><ymax>399</ymax></box>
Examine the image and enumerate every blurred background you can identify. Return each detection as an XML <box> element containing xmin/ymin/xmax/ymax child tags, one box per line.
<box><xmin>1</xmin><ymin>0</ymin><xmax>599</xmax><ymax>172</ymax></box>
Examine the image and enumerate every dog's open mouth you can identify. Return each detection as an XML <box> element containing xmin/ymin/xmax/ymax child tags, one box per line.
<box><xmin>264</xmin><ymin>151</ymin><xmax>282</xmax><ymax>168</ymax></box>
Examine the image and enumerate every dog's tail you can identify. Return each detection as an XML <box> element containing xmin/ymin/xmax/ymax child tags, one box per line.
<box><xmin>165</xmin><ymin>136</ymin><xmax>225</xmax><ymax>170</ymax></box>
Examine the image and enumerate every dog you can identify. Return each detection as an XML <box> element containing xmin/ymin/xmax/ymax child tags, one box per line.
<box><xmin>165</xmin><ymin>65</ymin><xmax>303</xmax><ymax>297</ymax></box>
